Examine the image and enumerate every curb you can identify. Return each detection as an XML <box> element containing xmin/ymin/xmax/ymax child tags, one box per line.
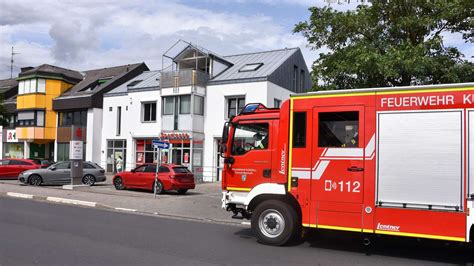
<box><xmin>0</xmin><ymin>191</ymin><xmax>246</xmax><ymax>227</ymax></box>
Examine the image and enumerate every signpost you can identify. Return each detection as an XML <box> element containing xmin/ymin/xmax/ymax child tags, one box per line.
<box><xmin>69</xmin><ymin>125</ymin><xmax>84</xmax><ymax>187</ymax></box>
<box><xmin>152</xmin><ymin>140</ymin><xmax>169</xmax><ymax>198</ymax></box>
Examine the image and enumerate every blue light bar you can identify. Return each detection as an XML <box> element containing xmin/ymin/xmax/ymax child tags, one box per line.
<box><xmin>241</xmin><ymin>104</ymin><xmax>260</xmax><ymax>114</ymax></box>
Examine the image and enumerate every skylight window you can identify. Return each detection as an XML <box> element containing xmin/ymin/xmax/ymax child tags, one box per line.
<box><xmin>127</xmin><ymin>80</ymin><xmax>143</xmax><ymax>87</ymax></box>
<box><xmin>238</xmin><ymin>63</ymin><xmax>264</xmax><ymax>72</ymax></box>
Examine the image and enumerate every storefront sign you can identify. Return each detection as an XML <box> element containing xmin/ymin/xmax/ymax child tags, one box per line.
<box><xmin>159</xmin><ymin>133</ymin><xmax>190</xmax><ymax>140</ymax></box>
<box><xmin>69</xmin><ymin>140</ymin><xmax>83</xmax><ymax>160</ymax></box>
<box><xmin>6</xmin><ymin>130</ymin><xmax>17</xmax><ymax>143</ymax></box>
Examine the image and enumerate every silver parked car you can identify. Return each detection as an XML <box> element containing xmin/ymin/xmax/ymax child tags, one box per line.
<box><xmin>18</xmin><ymin>161</ymin><xmax>106</xmax><ymax>186</ymax></box>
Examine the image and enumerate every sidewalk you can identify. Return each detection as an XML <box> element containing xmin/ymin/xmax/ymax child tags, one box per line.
<box><xmin>0</xmin><ymin>176</ymin><xmax>243</xmax><ymax>226</ymax></box>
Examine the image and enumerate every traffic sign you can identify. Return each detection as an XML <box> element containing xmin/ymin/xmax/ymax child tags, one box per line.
<box><xmin>152</xmin><ymin>140</ymin><xmax>170</xmax><ymax>149</ymax></box>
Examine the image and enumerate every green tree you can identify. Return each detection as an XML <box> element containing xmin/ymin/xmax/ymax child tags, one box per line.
<box><xmin>294</xmin><ymin>1</ymin><xmax>474</xmax><ymax>90</ymax></box>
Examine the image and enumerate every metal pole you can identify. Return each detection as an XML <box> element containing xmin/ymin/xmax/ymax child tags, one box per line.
<box><xmin>154</xmin><ymin>146</ymin><xmax>159</xmax><ymax>199</ymax></box>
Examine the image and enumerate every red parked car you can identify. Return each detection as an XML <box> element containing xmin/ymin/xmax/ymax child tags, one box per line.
<box><xmin>113</xmin><ymin>164</ymin><xmax>195</xmax><ymax>194</ymax></box>
<box><xmin>0</xmin><ymin>159</ymin><xmax>41</xmax><ymax>179</ymax></box>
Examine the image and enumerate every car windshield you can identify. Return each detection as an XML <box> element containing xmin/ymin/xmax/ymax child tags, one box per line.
<box><xmin>173</xmin><ymin>167</ymin><xmax>190</xmax><ymax>174</ymax></box>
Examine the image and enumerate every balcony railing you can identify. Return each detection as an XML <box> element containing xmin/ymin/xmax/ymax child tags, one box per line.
<box><xmin>160</xmin><ymin>69</ymin><xmax>209</xmax><ymax>89</ymax></box>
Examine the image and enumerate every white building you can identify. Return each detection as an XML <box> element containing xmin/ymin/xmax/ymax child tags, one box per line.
<box><xmin>101</xmin><ymin>71</ymin><xmax>161</xmax><ymax>172</ymax></box>
<box><xmin>102</xmin><ymin>41</ymin><xmax>312</xmax><ymax>182</ymax></box>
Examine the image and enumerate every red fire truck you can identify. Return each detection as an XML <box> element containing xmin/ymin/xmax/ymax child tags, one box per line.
<box><xmin>220</xmin><ymin>82</ymin><xmax>474</xmax><ymax>246</ymax></box>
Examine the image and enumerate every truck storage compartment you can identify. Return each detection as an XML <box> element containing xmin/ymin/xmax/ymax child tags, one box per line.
<box><xmin>377</xmin><ymin>110</ymin><xmax>463</xmax><ymax>210</ymax></box>
<box><xmin>469</xmin><ymin>110</ymin><xmax>474</xmax><ymax>198</ymax></box>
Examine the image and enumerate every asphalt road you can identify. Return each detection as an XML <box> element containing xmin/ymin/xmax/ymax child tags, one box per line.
<box><xmin>1</xmin><ymin>198</ymin><xmax>473</xmax><ymax>265</ymax></box>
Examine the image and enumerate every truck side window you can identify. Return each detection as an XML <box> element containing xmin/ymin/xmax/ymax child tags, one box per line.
<box><xmin>319</xmin><ymin>111</ymin><xmax>359</xmax><ymax>148</ymax></box>
<box><xmin>232</xmin><ymin>123</ymin><xmax>269</xmax><ymax>155</ymax></box>
<box><xmin>293</xmin><ymin>112</ymin><xmax>306</xmax><ymax>148</ymax></box>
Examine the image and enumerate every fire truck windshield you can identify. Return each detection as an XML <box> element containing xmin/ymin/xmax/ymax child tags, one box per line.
<box><xmin>231</xmin><ymin>123</ymin><xmax>269</xmax><ymax>155</ymax></box>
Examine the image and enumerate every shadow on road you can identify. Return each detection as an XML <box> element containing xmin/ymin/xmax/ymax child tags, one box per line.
<box><xmin>233</xmin><ymin>228</ymin><xmax>474</xmax><ymax>263</ymax></box>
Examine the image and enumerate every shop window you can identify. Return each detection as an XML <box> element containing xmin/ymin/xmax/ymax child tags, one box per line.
<box><xmin>142</xmin><ymin>102</ymin><xmax>157</xmax><ymax>122</ymax></box>
<box><xmin>293</xmin><ymin>112</ymin><xmax>306</xmax><ymax>148</ymax></box>
<box><xmin>194</xmin><ymin>95</ymin><xmax>204</xmax><ymax>115</ymax></box>
<box><xmin>179</xmin><ymin>95</ymin><xmax>191</xmax><ymax>114</ymax></box>
<box><xmin>57</xmin><ymin>143</ymin><xmax>70</xmax><ymax>161</ymax></box>
<box><xmin>227</xmin><ymin>96</ymin><xmax>245</xmax><ymax>118</ymax></box>
<box><xmin>318</xmin><ymin>111</ymin><xmax>359</xmax><ymax>148</ymax></box>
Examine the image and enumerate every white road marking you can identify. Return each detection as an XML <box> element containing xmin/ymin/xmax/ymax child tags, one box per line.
<box><xmin>46</xmin><ymin>197</ymin><xmax>96</xmax><ymax>207</ymax></box>
<box><xmin>6</xmin><ymin>192</ymin><xmax>34</xmax><ymax>199</ymax></box>
<box><xmin>241</xmin><ymin>222</ymin><xmax>251</xmax><ymax>225</ymax></box>
<box><xmin>115</xmin><ymin>207</ymin><xmax>137</xmax><ymax>212</ymax></box>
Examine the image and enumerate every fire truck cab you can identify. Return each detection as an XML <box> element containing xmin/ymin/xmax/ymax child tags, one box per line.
<box><xmin>221</xmin><ymin>82</ymin><xmax>474</xmax><ymax>246</ymax></box>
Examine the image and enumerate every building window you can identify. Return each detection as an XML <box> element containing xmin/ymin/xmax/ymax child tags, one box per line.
<box><xmin>318</xmin><ymin>111</ymin><xmax>359</xmax><ymax>148</ymax></box>
<box><xmin>300</xmin><ymin>70</ymin><xmax>305</xmax><ymax>92</ymax></box>
<box><xmin>7</xmin><ymin>114</ymin><xmax>17</xmax><ymax>128</ymax></box>
<box><xmin>142</xmin><ymin>102</ymin><xmax>157</xmax><ymax>122</ymax></box>
<box><xmin>18</xmin><ymin>78</ymin><xmax>46</xmax><ymax>95</ymax></box>
<box><xmin>227</xmin><ymin>97</ymin><xmax>245</xmax><ymax>118</ymax></box>
<box><xmin>194</xmin><ymin>95</ymin><xmax>204</xmax><ymax>115</ymax></box>
<box><xmin>163</xmin><ymin>97</ymin><xmax>174</xmax><ymax>115</ymax></box>
<box><xmin>116</xmin><ymin>106</ymin><xmax>122</xmax><ymax>136</ymax></box>
<box><xmin>179</xmin><ymin>95</ymin><xmax>191</xmax><ymax>114</ymax></box>
<box><xmin>57</xmin><ymin>143</ymin><xmax>70</xmax><ymax>161</ymax></box>
<box><xmin>293</xmin><ymin>65</ymin><xmax>298</xmax><ymax>92</ymax></box>
<box><xmin>58</xmin><ymin>110</ymin><xmax>88</xmax><ymax>127</ymax></box>
<box><xmin>238</xmin><ymin>63</ymin><xmax>264</xmax><ymax>72</ymax></box>
<box><xmin>17</xmin><ymin>110</ymin><xmax>45</xmax><ymax>127</ymax></box>
<box><xmin>274</xmin><ymin>98</ymin><xmax>281</xmax><ymax>108</ymax></box>
<box><xmin>293</xmin><ymin>112</ymin><xmax>306</xmax><ymax>148</ymax></box>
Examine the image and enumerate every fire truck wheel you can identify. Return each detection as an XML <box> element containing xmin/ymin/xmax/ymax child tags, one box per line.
<box><xmin>251</xmin><ymin>200</ymin><xmax>299</xmax><ymax>246</ymax></box>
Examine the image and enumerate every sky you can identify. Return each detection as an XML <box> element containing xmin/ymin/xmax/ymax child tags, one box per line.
<box><xmin>0</xmin><ymin>0</ymin><xmax>472</xmax><ymax>79</ymax></box>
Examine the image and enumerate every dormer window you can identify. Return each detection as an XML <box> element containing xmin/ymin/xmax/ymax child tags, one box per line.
<box><xmin>238</xmin><ymin>63</ymin><xmax>263</xmax><ymax>72</ymax></box>
<box><xmin>127</xmin><ymin>80</ymin><xmax>143</xmax><ymax>87</ymax></box>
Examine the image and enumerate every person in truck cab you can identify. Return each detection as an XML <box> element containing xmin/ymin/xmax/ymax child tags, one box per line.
<box><xmin>252</xmin><ymin>132</ymin><xmax>268</xmax><ymax>149</ymax></box>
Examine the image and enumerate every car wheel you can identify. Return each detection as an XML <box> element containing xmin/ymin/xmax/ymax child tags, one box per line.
<box><xmin>153</xmin><ymin>180</ymin><xmax>164</xmax><ymax>194</ymax></box>
<box><xmin>251</xmin><ymin>200</ymin><xmax>300</xmax><ymax>246</ymax></box>
<box><xmin>113</xmin><ymin>177</ymin><xmax>125</xmax><ymax>190</ymax></box>
<box><xmin>82</xmin><ymin>174</ymin><xmax>96</xmax><ymax>186</ymax></box>
<box><xmin>177</xmin><ymin>189</ymin><xmax>188</xmax><ymax>194</ymax></box>
<box><xmin>28</xmin><ymin>174</ymin><xmax>42</xmax><ymax>186</ymax></box>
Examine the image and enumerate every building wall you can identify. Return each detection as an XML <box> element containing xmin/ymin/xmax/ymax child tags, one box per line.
<box><xmin>16</xmin><ymin>79</ymin><xmax>73</xmax><ymax>141</ymax></box>
<box><xmin>101</xmin><ymin>89</ymin><xmax>161</xmax><ymax>170</ymax></box>
<box><xmin>86</xmin><ymin>108</ymin><xmax>103</xmax><ymax>163</ymax></box>
<box><xmin>201</xmin><ymin>81</ymin><xmax>293</xmax><ymax>182</ymax></box>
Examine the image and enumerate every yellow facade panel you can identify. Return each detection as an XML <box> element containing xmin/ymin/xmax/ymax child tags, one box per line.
<box><xmin>17</xmin><ymin>94</ymin><xmax>47</xmax><ymax>110</ymax></box>
<box><xmin>46</xmin><ymin>79</ymin><xmax>62</xmax><ymax>96</ymax></box>
<box><xmin>34</xmin><ymin>128</ymin><xmax>44</xmax><ymax>139</ymax></box>
<box><xmin>45</xmin><ymin>111</ymin><xmax>57</xmax><ymax>128</ymax></box>
<box><xmin>44</xmin><ymin>127</ymin><xmax>56</xmax><ymax>139</ymax></box>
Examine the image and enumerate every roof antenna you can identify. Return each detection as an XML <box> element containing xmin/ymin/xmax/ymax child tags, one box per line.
<box><xmin>10</xmin><ymin>46</ymin><xmax>20</xmax><ymax>78</ymax></box>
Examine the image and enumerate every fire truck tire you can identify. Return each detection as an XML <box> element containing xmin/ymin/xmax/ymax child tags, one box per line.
<box><xmin>251</xmin><ymin>200</ymin><xmax>300</xmax><ymax>246</ymax></box>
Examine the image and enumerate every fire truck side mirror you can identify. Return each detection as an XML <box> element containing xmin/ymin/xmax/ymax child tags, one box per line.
<box><xmin>222</xmin><ymin>122</ymin><xmax>230</xmax><ymax>143</ymax></box>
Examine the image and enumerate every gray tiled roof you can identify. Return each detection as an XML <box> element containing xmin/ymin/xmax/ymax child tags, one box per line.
<box><xmin>210</xmin><ymin>48</ymin><xmax>299</xmax><ymax>82</ymax></box>
<box><xmin>18</xmin><ymin>64</ymin><xmax>83</xmax><ymax>82</ymax></box>
<box><xmin>106</xmin><ymin>70</ymin><xmax>160</xmax><ymax>95</ymax></box>
<box><xmin>58</xmin><ymin>63</ymin><xmax>145</xmax><ymax>97</ymax></box>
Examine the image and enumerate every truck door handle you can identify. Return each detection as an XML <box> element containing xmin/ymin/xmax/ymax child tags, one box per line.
<box><xmin>348</xmin><ymin>166</ymin><xmax>364</xmax><ymax>172</ymax></box>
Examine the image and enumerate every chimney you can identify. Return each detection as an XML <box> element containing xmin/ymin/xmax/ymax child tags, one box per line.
<box><xmin>20</xmin><ymin>66</ymin><xmax>34</xmax><ymax>72</ymax></box>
